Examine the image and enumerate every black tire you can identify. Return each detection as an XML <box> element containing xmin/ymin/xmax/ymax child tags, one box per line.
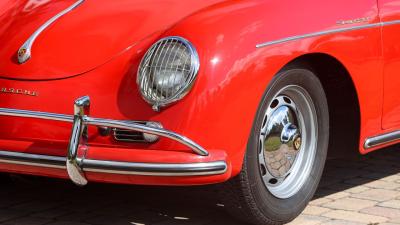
<box><xmin>220</xmin><ymin>67</ymin><xmax>329</xmax><ymax>225</ymax></box>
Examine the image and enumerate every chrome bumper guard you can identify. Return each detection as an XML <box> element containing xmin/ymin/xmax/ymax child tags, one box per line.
<box><xmin>0</xmin><ymin>96</ymin><xmax>227</xmax><ymax>185</ymax></box>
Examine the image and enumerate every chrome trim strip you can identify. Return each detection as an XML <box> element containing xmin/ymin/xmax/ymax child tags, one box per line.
<box><xmin>17</xmin><ymin>0</ymin><xmax>84</xmax><ymax>63</ymax></box>
<box><xmin>0</xmin><ymin>150</ymin><xmax>227</xmax><ymax>176</ymax></box>
<box><xmin>0</xmin><ymin>151</ymin><xmax>65</xmax><ymax>169</ymax></box>
<box><xmin>381</xmin><ymin>20</ymin><xmax>400</xmax><ymax>26</ymax></box>
<box><xmin>0</xmin><ymin>108</ymin><xmax>72</xmax><ymax>122</ymax></box>
<box><xmin>84</xmin><ymin>117</ymin><xmax>208</xmax><ymax>156</ymax></box>
<box><xmin>82</xmin><ymin>160</ymin><xmax>227</xmax><ymax>176</ymax></box>
<box><xmin>0</xmin><ymin>107</ymin><xmax>208</xmax><ymax>156</ymax></box>
<box><xmin>256</xmin><ymin>20</ymin><xmax>400</xmax><ymax>48</ymax></box>
<box><xmin>364</xmin><ymin>130</ymin><xmax>400</xmax><ymax>149</ymax></box>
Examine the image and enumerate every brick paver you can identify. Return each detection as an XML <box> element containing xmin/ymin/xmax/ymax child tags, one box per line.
<box><xmin>360</xmin><ymin>207</ymin><xmax>400</xmax><ymax>219</ymax></box>
<box><xmin>321</xmin><ymin>197</ymin><xmax>376</xmax><ymax>211</ymax></box>
<box><xmin>0</xmin><ymin>146</ymin><xmax>398</xmax><ymax>225</ymax></box>
<box><xmin>321</xmin><ymin>210</ymin><xmax>387</xmax><ymax>223</ymax></box>
<box><xmin>302</xmin><ymin>206</ymin><xmax>331</xmax><ymax>216</ymax></box>
<box><xmin>379</xmin><ymin>200</ymin><xmax>400</xmax><ymax>209</ymax></box>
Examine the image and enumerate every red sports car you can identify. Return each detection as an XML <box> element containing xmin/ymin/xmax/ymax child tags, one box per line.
<box><xmin>1</xmin><ymin>0</ymin><xmax>399</xmax><ymax>224</ymax></box>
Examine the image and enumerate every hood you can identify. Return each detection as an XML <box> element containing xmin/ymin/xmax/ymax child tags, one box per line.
<box><xmin>0</xmin><ymin>0</ymin><xmax>223</xmax><ymax>80</ymax></box>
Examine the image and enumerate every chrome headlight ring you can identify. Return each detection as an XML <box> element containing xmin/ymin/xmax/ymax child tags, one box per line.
<box><xmin>137</xmin><ymin>36</ymin><xmax>200</xmax><ymax>111</ymax></box>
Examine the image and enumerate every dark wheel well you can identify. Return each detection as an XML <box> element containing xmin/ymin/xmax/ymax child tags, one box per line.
<box><xmin>282</xmin><ymin>53</ymin><xmax>361</xmax><ymax>158</ymax></box>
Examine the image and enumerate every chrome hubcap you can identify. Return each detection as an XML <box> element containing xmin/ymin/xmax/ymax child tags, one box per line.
<box><xmin>258</xmin><ymin>85</ymin><xmax>318</xmax><ymax>199</ymax></box>
<box><xmin>263</xmin><ymin>103</ymin><xmax>301</xmax><ymax>179</ymax></box>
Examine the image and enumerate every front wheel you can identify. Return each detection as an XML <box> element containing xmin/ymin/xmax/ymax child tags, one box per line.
<box><xmin>221</xmin><ymin>68</ymin><xmax>329</xmax><ymax>225</ymax></box>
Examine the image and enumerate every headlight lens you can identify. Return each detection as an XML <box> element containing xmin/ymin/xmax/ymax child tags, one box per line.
<box><xmin>137</xmin><ymin>36</ymin><xmax>200</xmax><ymax>111</ymax></box>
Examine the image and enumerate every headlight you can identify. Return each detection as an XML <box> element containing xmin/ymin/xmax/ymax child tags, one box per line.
<box><xmin>137</xmin><ymin>36</ymin><xmax>200</xmax><ymax>111</ymax></box>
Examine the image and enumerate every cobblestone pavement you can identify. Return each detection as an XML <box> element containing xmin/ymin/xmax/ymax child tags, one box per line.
<box><xmin>0</xmin><ymin>146</ymin><xmax>399</xmax><ymax>225</ymax></box>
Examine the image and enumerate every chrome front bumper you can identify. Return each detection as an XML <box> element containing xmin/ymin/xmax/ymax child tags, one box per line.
<box><xmin>0</xmin><ymin>96</ymin><xmax>227</xmax><ymax>185</ymax></box>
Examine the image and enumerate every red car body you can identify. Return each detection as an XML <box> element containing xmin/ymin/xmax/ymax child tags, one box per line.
<box><xmin>0</xmin><ymin>0</ymin><xmax>399</xmax><ymax>186</ymax></box>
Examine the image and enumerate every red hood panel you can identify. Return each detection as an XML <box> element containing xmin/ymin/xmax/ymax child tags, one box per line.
<box><xmin>0</xmin><ymin>0</ymin><xmax>223</xmax><ymax>80</ymax></box>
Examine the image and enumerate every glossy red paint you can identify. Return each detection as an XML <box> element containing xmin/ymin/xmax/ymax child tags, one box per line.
<box><xmin>0</xmin><ymin>0</ymin><xmax>398</xmax><ymax>185</ymax></box>
<box><xmin>380</xmin><ymin>0</ymin><xmax>400</xmax><ymax>130</ymax></box>
<box><xmin>0</xmin><ymin>0</ymin><xmax>223</xmax><ymax>79</ymax></box>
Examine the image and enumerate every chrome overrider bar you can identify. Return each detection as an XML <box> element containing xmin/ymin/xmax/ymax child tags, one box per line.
<box><xmin>0</xmin><ymin>96</ymin><xmax>227</xmax><ymax>185</ymax></box>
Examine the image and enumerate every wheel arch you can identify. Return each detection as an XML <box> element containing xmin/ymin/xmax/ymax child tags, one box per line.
<box><xmin>281</xmin><ymin>53</ymin><xmax>361</xmax><ymax>158</ymax></box>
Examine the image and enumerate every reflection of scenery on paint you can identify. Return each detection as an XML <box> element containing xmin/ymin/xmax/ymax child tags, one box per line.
<box><xmin>23</xmin><ymin>0</ymin><xmax>51</xmax><ymax>12</ymax></box>
<box><xmin>264</xmin><ymin>106</ymin><xmax>297</xmax><ymax>178</ymax></box>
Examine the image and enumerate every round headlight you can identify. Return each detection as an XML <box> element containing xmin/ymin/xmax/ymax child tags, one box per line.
<box><xmin>137</xmin><ymin>36</ymin><xmax>200</xmax><ymax>111</ymax></box>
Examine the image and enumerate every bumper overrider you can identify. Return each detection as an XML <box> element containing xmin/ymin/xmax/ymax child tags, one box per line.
<box><xmin>0</xmin><ymin>96</ymin><xmax>227</xmax><ymax>185</ymax></box>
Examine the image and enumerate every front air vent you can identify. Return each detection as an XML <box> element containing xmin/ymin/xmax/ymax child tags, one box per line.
<box><xmin>112</xmin><ymin>122</ymin><xmax>162</xmax><ymax>143</ymax></box>
<box><xmin>113</xmin><ymin>128</ymin><xmax>146</xmax><ymax>142</ymax></box>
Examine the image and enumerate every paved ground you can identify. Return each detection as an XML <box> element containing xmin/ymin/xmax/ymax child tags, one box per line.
<box><xmin>0</xmin><ymin>146</ymin><xmax>399</xmax><ymax>225</ymax></box>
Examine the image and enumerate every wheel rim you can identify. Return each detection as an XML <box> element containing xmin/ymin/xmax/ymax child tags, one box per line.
<box><xmin>258</xmin><ymin>85</ymin><xmax>318</xmax><ymax>199</ymax></box>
